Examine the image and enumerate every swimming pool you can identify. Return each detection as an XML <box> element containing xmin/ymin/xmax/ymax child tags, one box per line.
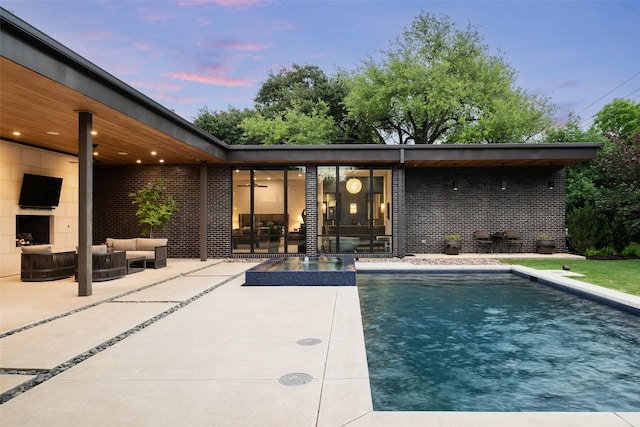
<box><xmin>357</xmin><ymin>273</ymin><xmax>640</xmax><ymax>412</ymax></box>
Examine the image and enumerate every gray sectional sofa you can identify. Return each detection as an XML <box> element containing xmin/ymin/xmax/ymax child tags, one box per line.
<box><xmin>105</xmin><ymin>238</ymin><xmax>168</xmax><ymax>268</ymax></box>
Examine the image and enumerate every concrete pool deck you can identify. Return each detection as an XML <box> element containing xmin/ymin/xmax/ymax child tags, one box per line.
<box><xmin>1</xmin><ymin>256</ymin><xmax>638</xmax><ymax>426</ymax></box>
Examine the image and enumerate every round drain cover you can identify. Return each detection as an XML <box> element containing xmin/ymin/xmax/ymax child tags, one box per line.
<box><xmin>296</xmin><ymin>338</ymin><xmax>322</xmax><ymax>346</ymax></box>
<box><xmin>279</xmin><ymin>372</ymin><xmax>313</xmax><ymax>386</ymax></box>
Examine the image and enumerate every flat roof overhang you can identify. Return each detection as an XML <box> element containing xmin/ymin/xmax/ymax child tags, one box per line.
<box><xmin>1</xmin><ymin>9</ymin><xmax>227</xmax><ymax>165</ymax></box>
<box><xmin>1</xmin><ymin>7</ymin><xmax>602</xmax><ymax>168</ymax></box>
<box><xmin>225</xmin><ymin>143</ymin><xmax>602</xmax><ymax>167</ymax></box>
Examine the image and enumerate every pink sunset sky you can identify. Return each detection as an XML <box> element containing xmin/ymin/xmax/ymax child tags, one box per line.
<box><xmin>2</xmin><ymin>0</ymin><xmax>639</xmax><ymax>127</ymax></box>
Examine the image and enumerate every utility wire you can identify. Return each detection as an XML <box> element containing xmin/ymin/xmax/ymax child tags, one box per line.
<box><xmin>575</xmin><ymin>71</ymin><xmax>640</xmax><ymax>117</ymax></box>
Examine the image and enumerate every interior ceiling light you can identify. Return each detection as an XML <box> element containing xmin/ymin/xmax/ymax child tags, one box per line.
<box><xmin>159</xmin><ymin>159</ymin><xmax>165</xmax><ymax>163</ymax></box>
<box><xmin>91</xmin><ymin>131</ymin><xmax>98</xmax><ymax>135</ymax></box>
<box><xmin>151</xmin><ymin>151</ymin><xmax>157</xmax><ymax>156</ymax></box>
<box><xmin>118</xmin><ymin>152</ymin><xmax>128</xmax><ymax>155</ymax></box>
<box><xmin>136</xmin><ymin>160</ymin><xmax>142</xmax><ymax>164</ymax></box>
<box><xmin>46</xmin><ymin>131</ymin><xmax>60</xmax><ymax>135</ymax></box>
<box><xmin>12</xmin><ymin>131</ymin><xmax>21</xmax><ymax>136</ymax></box>
<box><xmin>346</xmin><ymin>177</ymin><xmax>362</xmax><ymax>194</ymax></box>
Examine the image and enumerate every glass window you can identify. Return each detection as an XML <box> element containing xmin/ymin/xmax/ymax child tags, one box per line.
<box><xmin>317</xmin><ymin>166</ymin><xmax>391</xmax><ymax>254</ymax></box>
<box><xmin>232</xmin><ymin>167</ymin><xmax>305</xmax><ymax>254</ymax></box>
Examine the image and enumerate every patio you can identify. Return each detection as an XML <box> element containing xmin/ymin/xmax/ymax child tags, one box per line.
<box><xmin>1</xmin><ymin>256</ymin><xmax>637</xmax><ymax>426</ymax></box>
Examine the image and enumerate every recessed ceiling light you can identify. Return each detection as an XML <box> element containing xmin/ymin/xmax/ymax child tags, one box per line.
<box><xmin>12</xmin><ymin>131</ymin><xmax>21</xmax><ymax>136</ymax></box>
<box><xmin>46</xmin><ymin>131</ymin><xmax>60</xmax><ymax>135</ymax></box>
<box><xmin>118</xmin><ymin>152</ymin><xmax>128</xmax><ymax>155</ymax></box>
<box><xmin>150</xmin><ymin>151</ymin><xmax>157</xmax><ymax>156</ymax></box>
<box><xmin>136</xmin><ymin>160</ymin><xmax>142</xmax><ymax>164</ymax></box>
<box><xmin>159</xmin><ymin>159</ymin><xmax>165</xmax><ymax>163</ymax></box>
<box><xmin>91</xmin><ymin>131</ymin><xmax>98</xmax><ymax>135</ymax></box>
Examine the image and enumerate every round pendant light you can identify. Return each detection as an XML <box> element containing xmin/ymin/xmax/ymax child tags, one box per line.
<box><xmin>346</xmin><ymin>177</ymin><xmax>362</xmax><ymax>194</ymax></box>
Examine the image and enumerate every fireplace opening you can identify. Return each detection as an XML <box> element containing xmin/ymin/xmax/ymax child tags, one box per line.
<box><xmin>16</xmin><ymin>215</ymin><xmax>52</xmax><ymax>246</ymax></box>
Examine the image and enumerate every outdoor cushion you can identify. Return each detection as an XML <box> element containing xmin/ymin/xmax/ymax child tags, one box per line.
<box><xmin>136</xmin><ymin>238</ymin><xmax>167</xmax><ymax>251</ymax></box>
<box><xmin>108</xmin><ymin>238</ymin><xmax>137</xmax><ymax>251</ymax></box>
<box><xmin>21</xmin><ymin>245</ymin><xmax>52</xmax><ymax>254</ymax></box>
<box><xmin>92</xmin><ymin>245</ymin><xmax>107</xmax><ymax>254</ymax></box>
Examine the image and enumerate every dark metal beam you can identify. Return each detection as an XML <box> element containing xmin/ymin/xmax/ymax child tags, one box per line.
<box><xmin>77</xmin><ymin>111</ymin><xmax>93</xmax><ymax>296</ymax></box>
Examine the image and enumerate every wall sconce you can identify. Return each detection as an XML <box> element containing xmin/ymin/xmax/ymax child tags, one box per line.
<box><xmin>452</xmin><ymin>182</ymin><xmax>458</xmax><ymax>191</ymax></box>
<box><xmin>329</xmin><ymin>199</ymin><xmax>336</xmax><ymax>208</ymax></box>
<box><xmin>548</xmin><ymin>180</ymin><xmax>555</xmax><ymax>190</ymax></box>
<box><xmin>501</xmin><ymin>180</ymin><xmax>507</xmax><ymax>190</ymax></box>
<box><xmin>380</xmin><ymin>203</ymin><xmax>385</xmax><ymax>213</ymax></box>
<box><xmin>322</xmin><ymin>202</ymin><xmax>327</xmax><ymax>214</ymax></box>
<box><xmin>349</xmin><ymin>203</ymin><xmax>357</xmax><ymax>214</ymax></box>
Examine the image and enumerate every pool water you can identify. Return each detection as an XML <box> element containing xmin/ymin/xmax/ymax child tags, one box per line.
<box><xmin>358</xmin><ymin>273</ymin><xmax>640</xmax><ymax>412</ymax></box>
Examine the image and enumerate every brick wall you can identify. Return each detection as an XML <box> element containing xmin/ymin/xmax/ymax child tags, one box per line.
<box><xmin>94</xmin><ymin>164</ymin><xmax>230</xmax><ymax>259</ymax></box>
<box><xmin>95</xmin><ymin>164</ymin><xmax>567</xmax><ymax>258</ymax></box>
<box><xmin>404</xmin><ymin>166</ymin><xmax>566</xmax><ymax>254</ymax></box>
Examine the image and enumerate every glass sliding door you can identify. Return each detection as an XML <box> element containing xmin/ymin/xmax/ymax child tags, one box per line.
<box><xmin>317</xmin><ymin>166</ymin><xmax>392</xmax><ymax>254</ymax></box>
<box><xmin>232</xmin><ymin>167</ymin><xmax>305</xmax><ymax>254</ymax></box>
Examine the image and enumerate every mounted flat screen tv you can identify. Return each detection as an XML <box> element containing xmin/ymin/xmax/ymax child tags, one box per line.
<box><xmin>18</xmin><ymin>174</ymin><xmax>63</xmax><ymax>209</ymax></box>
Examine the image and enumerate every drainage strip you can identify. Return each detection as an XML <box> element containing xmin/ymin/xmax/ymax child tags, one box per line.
<box><xmin>0</xmin><ymin>268</ymin><xmax>240</xmax><ymax>405</ymax></box>
<box><xmin>0</xmin><ymin>261</ymin><xmax>224</xmax><ymax>340</ymax></box>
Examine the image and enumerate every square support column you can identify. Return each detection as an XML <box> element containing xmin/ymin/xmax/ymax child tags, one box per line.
<box><xmin>200</xmin><ymin>162</ymin><xmax>208</xmax><ymax>261</ymax></box>
<box><xmin>78</xmin><ymin>111</ymin><xmax>93</xmax><ymax>296</ymax></box>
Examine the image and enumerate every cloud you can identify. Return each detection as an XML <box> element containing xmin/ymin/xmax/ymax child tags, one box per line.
<box><xmin>80</xmin><ymin>29</ymin><xmax>128</xmax><ymax>42</ymax></box>
<box><xmin>130</xmin><ymin>81</ymin><xmax>183</xmax><ymax>92</ymax></box>
<box><xmin>177</xmin><ymin>0</ymin><xmax>264</xmax><ymax>8</ymax></box>
<box><xmin>168</xmin><ymin>71</ymin><xmax>251</xmax><ymax>87</ymax></box>
<box><xmin>135</xmin><ymin>42</ymin><xmax>153</xmax><ymax>51</ymax></box>
<box><xmin>207</xmin><ymin>39</ymin><xmax>267</xmax><ymax>51</ymax></box>
<box><xmin>270</xmin><ymin>20</ymin><xmax>296</xmax><ymax>31</ymax></box>
<box><xmin>163</xmin><ymin>94</ymin><xmax>210</xmax><ymax>104</ymax></box>
<box><xmin>137</xmin><ymin>8</ymin><xmax>175</xmax><ymax>22</ymax></box>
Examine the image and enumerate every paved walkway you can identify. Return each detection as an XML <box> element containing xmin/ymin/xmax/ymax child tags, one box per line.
<box><xmin>1</xmin><ymin>257</ymin><xmax>638</xmax><ymax>426</ymax></box>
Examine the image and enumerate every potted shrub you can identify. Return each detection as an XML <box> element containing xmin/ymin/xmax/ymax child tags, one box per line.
<box><xmin>129</xmin><ymin>178</ymin><xmax>179</xmax><ymax>238</ymax></box>
<box><xmin>536</xmin><ymin>234</ymin><xmax>555</xmax><ymax>254</ymax></box>
<box><xmin>444</xmin><ymin>234</ymin><xmax>461</xmax><ymax>255</ymax></box>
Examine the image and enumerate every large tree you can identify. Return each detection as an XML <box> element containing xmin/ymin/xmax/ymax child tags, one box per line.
<box><xmin>345</xmin><ymin>12</ymin><xmax>554</xmax><ymax>144</ymax></box>
<box><xmin>192</xmin><ymin>106</ymin><xmax>258</xmax><ymax>145</ymax></box>
<box><xmin>239</xmin><ymin>100</ymin><xmax>339</xmax><ymax>145</ymax></box>
<box><xmin>252</xmin><ymin>64</ymin><xmax>376</xmax><ymax>144</ymax></box>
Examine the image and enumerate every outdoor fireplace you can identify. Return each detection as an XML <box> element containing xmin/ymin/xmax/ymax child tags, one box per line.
<box><xmin>16</xmin><ymin>215</ymin><xmax>52</xmax><ymax>246</ymax></box>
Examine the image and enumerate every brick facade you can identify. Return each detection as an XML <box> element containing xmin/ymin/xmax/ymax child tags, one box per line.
<box><xmin>403</xmin><ymin>166</ymin><xmax>566</xmax><ymax>254</ymax></box>
<box><xmin>94</xmin><ymin>164</ymin><xmax>566</xmax><ymax>258</ymax></box>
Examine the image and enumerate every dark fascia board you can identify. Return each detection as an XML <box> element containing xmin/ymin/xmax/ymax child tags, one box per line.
<box><xmin>400</xmin><ymin>143</ymin><xmax>603</xmax><ymax>164</ymax></box>
<box><xmin>225</xmin><ymin>143</ymin><xmax>603</xmax><ymax>165</ymax></box>
<box><xmin>0</xmin><ymin>7</ymin><xmax>229</xmax><ymax>159</ymax></box>
<box><xmin>225</xmin><ymin>144</ymin><xmax>403</xmax><ymax>164</ymax></box>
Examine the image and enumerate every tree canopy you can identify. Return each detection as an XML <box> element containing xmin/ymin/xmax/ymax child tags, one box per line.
<box><xmin>192</xmin><ymin>106</ymin><xmax>259</xmax><ymax>145</ymax></box>
<box><xmin>592</xmin><ymin>98</ymin><xmax>640</xmax><ymax>145</ymax></box>
<box><xmin>344</xmin><ymin>12</ymin><xmax>554</xmax><ymax>144</ymax></box>
<box><xmin>547</xmin><ymin>106</ymin><xmax>640</xmax><ymax>251</ymax></box>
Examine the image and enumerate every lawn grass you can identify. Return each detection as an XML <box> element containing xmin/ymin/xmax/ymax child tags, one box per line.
<box><xmin>501</xmin><ymin>258</ymin><xmax>640</xmax><ymax>297</ymax></box>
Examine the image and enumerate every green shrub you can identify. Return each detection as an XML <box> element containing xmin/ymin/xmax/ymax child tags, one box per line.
<box><xmin>584</xmin><ymin>248</ymin><xmax>598</xmax><ymax>258</ymax></box>
<box><xmin>566</xmin><ymin>204</ymin><xmax>605</xmax><ymax>254</ymax></box>
<box><xmin>608</xmin><ymin>219</ymin><xmax>632</xmax><ymax>255</ymax></box>
<box><xmin>596</xmin><ymin>246</ymin><xmax>616</xmax><ymax>257</ymax></box>
<box><xmin>621</xmin><ymin>247</ymin><xmax>638</xmax><ymax>258</ymax></box>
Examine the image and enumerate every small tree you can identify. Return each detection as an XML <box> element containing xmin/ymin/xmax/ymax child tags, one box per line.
<box><xmin>129</xmin><ymin>179</ymin><xmax>179</xmax><ymax>238</ymax></box>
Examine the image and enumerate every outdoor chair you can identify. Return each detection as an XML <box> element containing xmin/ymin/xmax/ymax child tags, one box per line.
<box><xmin>474</xmin><ymin>230</ymin><xmax>493</xmax><ymax>253</ymax></box>
<box><xmin>505</xmin><ymin>230</ymin><xmax>523</xmax><ymax>253</ymax></box>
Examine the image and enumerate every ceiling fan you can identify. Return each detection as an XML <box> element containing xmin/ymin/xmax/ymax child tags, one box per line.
<box><xmin>237</xmin><ymin>182</ymin><xmax>268</xmax><ymax>188</ymax></box>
